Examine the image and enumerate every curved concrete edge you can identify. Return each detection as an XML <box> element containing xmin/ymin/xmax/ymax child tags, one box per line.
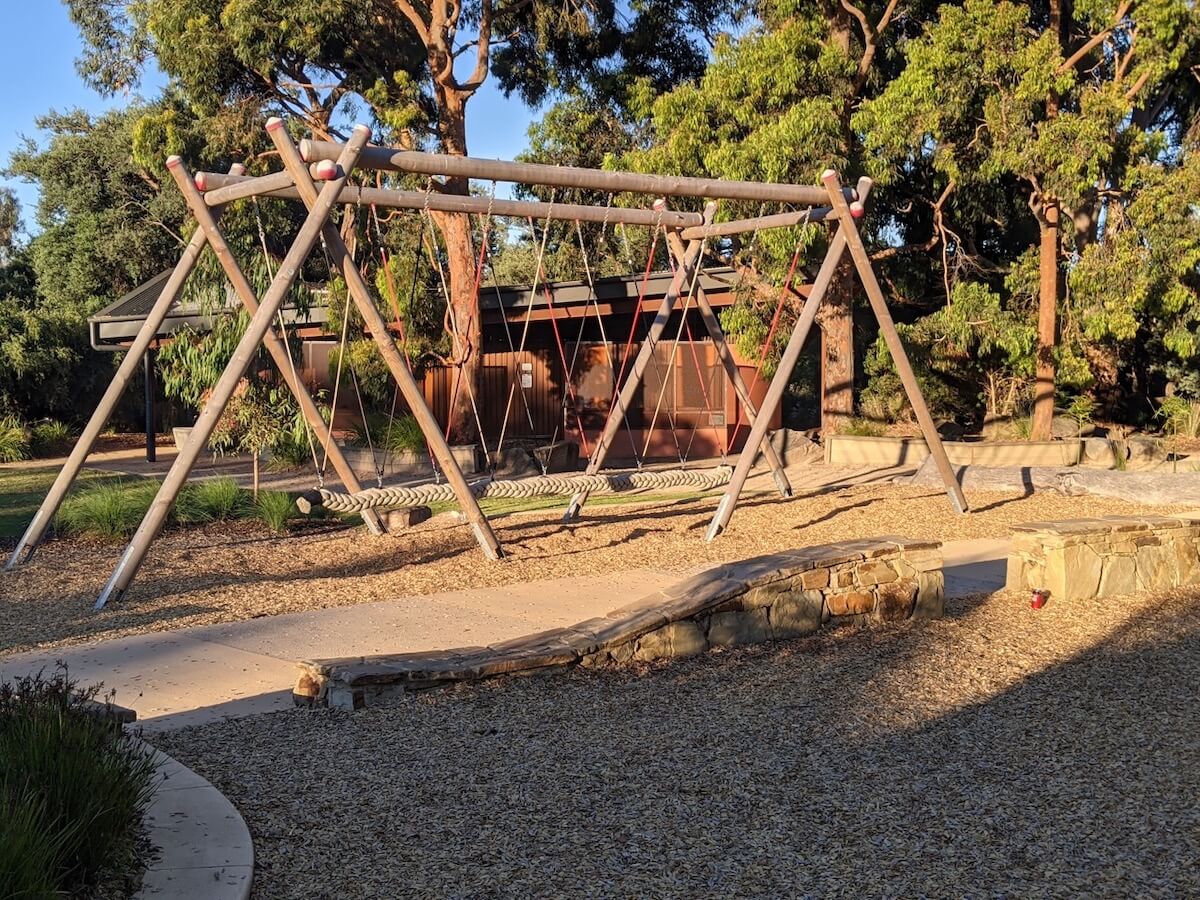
<box><xmin>134</xmin><ymin>740</ymin><xmax>253</xmax><ymax>899</ymax></box>
<box><xmin>295</xmin><ymin>537</ymin><xmax>945</xmax><ymax>710</ymax></box>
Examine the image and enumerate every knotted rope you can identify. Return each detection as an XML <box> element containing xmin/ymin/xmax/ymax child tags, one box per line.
<box><xmin>297</xmin><ymin>466</ymin><xmax>733</xmax><ymax>514</ymax></box>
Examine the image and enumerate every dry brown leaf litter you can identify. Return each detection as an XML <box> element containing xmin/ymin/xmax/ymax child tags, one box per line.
<box><xmin>0</xmin><ymin>484</ymin><xmax>1184</xmax><ymax>657</ymax></box>
<box><xmin>156</xmin><ymin>586</ymin><xmax>1200</xmax><ymax>898</ymax></box>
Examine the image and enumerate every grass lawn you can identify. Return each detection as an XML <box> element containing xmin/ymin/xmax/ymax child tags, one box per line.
<box><xmin>0</xmin><ymin>468</ymin><xmax>123</xmax><ymax>540</ymax></box>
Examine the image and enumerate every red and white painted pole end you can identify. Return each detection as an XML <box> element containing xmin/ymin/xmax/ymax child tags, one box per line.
<box><xmin>849</xmin><ymin>201</ymin><xmax>866</xmax><ymax>219</ymax></box>
<box><xmin>352</xmin><ymin>123</ymin><xmax>372</xmax><ymax>140</ymax></box>
<box><xmin>265</xmin><ymin>116</ymin><xmax>284</xmax><ymax>132</ymax></box>
<box><xmin>230</xmin><ymin>163</ymin><xmax>246</xmax><ymax>177</ymax></box>
<box><xmin>312</xmin><ymin>159</ymin><xmax>339</xmax><ymax>181</ymax></box>
<box><xmin>821</xmin><ymin>168</ymin><xmax>838</xmax><ymax>182</ymax></box>
<box><xmin>166</xmin><ymin>155</ymin><xmax>182</xmax><ymax>170</ymax></box>
<box><xmin>194</xmin><ymin>172</ymin><xmax>207</xmax><ymax>191</ymax></box>
<box><xmin>652</xmin><ymin>197</ymin><xmax>667</xmax><ymax>211</ymax></box>
<box><xmin>298</xmin><ymin>139</ymin><xmax>312</xmax><ymax>162</ymax></box>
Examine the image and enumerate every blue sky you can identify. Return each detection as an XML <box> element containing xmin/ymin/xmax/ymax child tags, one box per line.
<box><xmin>0</xmin><ymin>4</ymin><xmax>536</xmax><ymax>235</ymax></box>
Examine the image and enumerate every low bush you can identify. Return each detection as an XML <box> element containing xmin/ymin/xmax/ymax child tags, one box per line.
<box><xmin>29</xmin><ymin>420</ymin><xmax>76</xmax><ymax>458</ymax></box>
<box><xmin>55</xmin><ymin>480</ymin><xmax>160</xmax><ymax>540</ymax></box>
<box><xmin>0</xmin><ymin>415</ymin><xmax>30</xmax><ymax>462</ymax></box>
<box><xmin>0</xmin><ymin>670</ymin><xmax>156</xmax><ymax>898</ymax></box>
<box><xmin>254</xmin><ymin>490</ymin><xmax>294</xmax><ymax>533</ymax></box>
<box><xmin>348</xmin><ymin>413</ymin><xmax>426</xmax><ymax>454</ymax></box>
<box><xmin>176</xmin><ymin>477</ymin><xmax>249</xmax><ymax>524</ymax></box>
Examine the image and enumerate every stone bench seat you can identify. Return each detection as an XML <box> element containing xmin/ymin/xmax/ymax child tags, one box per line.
<box><xmin>1006</xmin><ymin>512</ymin><xmax>1200</xmax><ymax>601</ymax></box>
<box><xmin>295</xmin><ymin>537</ymin><xmax>945</xmax><ymax>711</ymax></box>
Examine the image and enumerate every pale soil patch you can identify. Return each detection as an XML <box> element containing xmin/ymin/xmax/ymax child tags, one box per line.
<box><xmin>0</xmin><ymin>483</ymin><xmax>1182</xmax><ymax>657</ymax></box>
<box><xmin>156</xmin><ymin>585</ymin><xmax>1200</xmax><ymax>898</ymax></box>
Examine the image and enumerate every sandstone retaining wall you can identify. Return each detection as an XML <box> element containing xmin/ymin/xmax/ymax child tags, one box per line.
<box><xmin>1006</xmin><ymin>513</ymin><xmax>1200</xmax><ymax>602</ymax></box>
<box><xmin>295</xmin><ymin>537</ymin><xmax>944</xmax><ymax>711</ymax></box>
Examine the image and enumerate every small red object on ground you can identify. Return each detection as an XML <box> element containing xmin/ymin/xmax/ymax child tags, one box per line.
<box><xmin>1031</xmin><ymin>588</ymin><xmax>1049</xmax><ymax>609</ymax></box>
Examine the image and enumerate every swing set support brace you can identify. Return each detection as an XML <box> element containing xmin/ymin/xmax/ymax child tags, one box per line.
<box><xmin>267</xmin><ymin>122</ymin><xmax>504</xmax><ymax>560</ymax></box>
<box><xmin>662</xmin><ymin>230</ymin><xmax>792</xmax><ymax>499</ymax></box>
<box><xmin>93</xmin><ymin>126</ymin><xmax>374</xmax><ymax>610</ymax></box>
<box><xmin>563</xmin><ymin>204</ymin><xmax>717</xmax><ymax>523</ymax></box>
<box><xmin>705</xmin><ymin>174</ymin><xmax>966</xmax><ymax>541</ymax></box>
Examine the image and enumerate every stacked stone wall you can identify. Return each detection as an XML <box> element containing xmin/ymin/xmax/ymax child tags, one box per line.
<box><xmin>296</xmin><ymin>538</ymin><xmax>945</xmax><ymax>710</ymax></box>
<box><xmin>1006</xmin><ymin>514</ymin><xmax>1200</xmax><ymax>602</ymax></box>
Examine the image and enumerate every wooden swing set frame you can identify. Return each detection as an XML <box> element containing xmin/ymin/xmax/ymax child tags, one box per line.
<box><xmin>5</xmin><ymin>118</ymin><xmax>967</xmax><ymax>609</ymax></box>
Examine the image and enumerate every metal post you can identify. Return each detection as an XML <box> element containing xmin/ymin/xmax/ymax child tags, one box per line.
<box><xmin>663</xmin><ymin>230</ymin><xmax>792</xmax><ymax>499</ymax></box>
<box><xmin>169</xmin><ymin>157</ymin><xmax>386</xmax><ymax>536</ymax></box>
<box><xmin>94</xmin><ymin>126</ymin><xmax>372</xmax><ymax>609</ymax></box>
<box><xmin>3</xmin><ymin>166</ymin><xmax>247</xmax><ymax>571</ymax></box>
<box><xmin>144</xmin><ymin>348</ymin><xmax>156</xmax><ymax>463</ymax></box>
<box><xmin>562</xmin><ymin>204</ymin><xmax>716</xmax><ymax>522</ymax></box>
<box><xmin>267</xmin><ymin>120</ymin><xmax>503</xmax><ymax>560</ymax></box>
<box><xmin>704</xmin><ymin>199</ymin><xmax>865</xmax><ymax>541</ymax></box>
<box><xmin>821</xmin><ymin>170</ymin><xmax>968</xmax><ymax>514</ymax></box>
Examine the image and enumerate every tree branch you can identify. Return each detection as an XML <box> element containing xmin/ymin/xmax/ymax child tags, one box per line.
<box><xmin>1056</xmin><ymin>0</ymin><xmax>1133</xmax><ymax>74</ymax></box>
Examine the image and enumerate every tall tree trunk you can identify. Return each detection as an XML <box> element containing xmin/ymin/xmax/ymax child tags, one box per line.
<box><xmin>432</xmin><ymin>208</ymin><xmax>482</xmax><ymax>444</ymax></box>
<box><xmin>818</xmin><ymin>266</ymin><xmax>855</xmax><ymax>434</ymax></box>
<box><xmin>1031</xmin><ymin>199</ymin><xmax>1060</xmax><ymax>440</ymax></box>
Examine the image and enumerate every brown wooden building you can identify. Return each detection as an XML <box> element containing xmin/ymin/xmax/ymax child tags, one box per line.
<box><xmin>90</xmin><ymin>267</ymin><xmax>782</xmax><ymax>463</ymax></box>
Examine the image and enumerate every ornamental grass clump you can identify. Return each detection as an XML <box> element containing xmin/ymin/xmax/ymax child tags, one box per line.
<box><xmin>55</xmin><ymin>480</ymin><xmax>161</xmax><ymax>540</ymax></box>
<box><xmin>176</xmin><ymin>477</ymin><xmax>250</xmax><ymax>524</ymax></box>
<box><xmin>254</xmin><ymin>489</ymin><xmax>295</xmax><ymax>533</ymax></box>
<box><xmin>0</xmin><ymin>670</ymin><xmax>157</xmax><ymax>898</ymax></box>
<box><xmin>0</xmin><ymin>415</ymin><xmax>30</xmax><ymax>462</ymax></box>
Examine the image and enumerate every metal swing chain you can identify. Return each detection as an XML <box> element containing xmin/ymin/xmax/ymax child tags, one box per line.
<box><xmin>251</xmin><ymin>195</ymin><xmax>324</xmax><ymax>485</ymax></box>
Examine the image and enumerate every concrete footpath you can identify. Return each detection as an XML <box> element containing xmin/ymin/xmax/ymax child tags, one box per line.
<box><xmin>0</xmin><ymin>540</ymin><xmax>1008</xmax><ymax>732</ymax></box>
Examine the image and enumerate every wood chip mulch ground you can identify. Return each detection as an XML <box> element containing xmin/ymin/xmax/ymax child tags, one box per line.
<box><xmin>0</xmin><ymin>484</ymin><xmax>1186</xmax><ymax>657</ymax></box>
<box><xmin>155</xmin><ymin>583</ymin><xmax>1200</xmax><ymax>898</ymax></box>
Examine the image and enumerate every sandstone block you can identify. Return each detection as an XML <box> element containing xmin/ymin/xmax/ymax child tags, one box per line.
<box><xmin>769</xmin><ymin>589</ymin><xmax>823</xmax><ymax>639</ymax></box>
<box><xmin>707</xmin><ymin>608</ymin><xmax>773</xmax><ymax>647</ymax></box>
<box><xmin>856</xmin><ymin>560</ymin><xmax>898</xmax><ymax>586</ymax></box>
<box><xmin>826</xmin><ymin>590</ymin><xmax>874</xmax><ymax>617</ymax></box>
<box><xmin>874</xmin><ymin>580</ymin><xmax>918</xmax><ymax>622</ymax></box>
<box><xmin>385</xmin><ymin>505</ymin><xmax>432</xmax><ymax>529</ymax></box>
<box><xmin>1097</xmin><ymin>554</ymin><xmax>1137</xmax><ymax>597</ymax></box>
<box><xmin>1135</xmin><ymin>543</ymin><xmax>1175</xmax><ymax>591</ymax></box>
<box><xmin>1046</xmin><ymin>543</ymin><xmax>1103</xmax><ymax>601</ymax></box>
<box><xmin>912</xmin><ymin>572</ymin><xmax>945</xmax><ymax>619</ymax></box>
<box><xmin>800</xmin><ymin>568</ymin><xmax>830</xmax><ymax>590</ymax></box>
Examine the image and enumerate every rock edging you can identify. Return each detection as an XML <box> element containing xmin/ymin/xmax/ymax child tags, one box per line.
<box><xmin>1006</xmin><ymin>512</ymin><xmax>1200</xmax><ymax>602</ymax></box>
<box><xmin>135</xmin><ymin>742</ymin><xmax>253</xmax><ymax>899</ymax></box>
<box><xmin>294</xmin><ymin>537</ymin><xmax>945</xmax><ymax>711</ymax></box>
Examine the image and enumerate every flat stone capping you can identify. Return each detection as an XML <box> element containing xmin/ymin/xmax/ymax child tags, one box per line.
<box><xmin>1006</xmin><ymin>512</ymin><xmax>1200</xmax><ymax>602</ymax></box>
<box><xmin>134</xmin><ymin>742</ymin><xmax>253</xmax><ymax>900</ymax></box>
<box><xmin>294</xmin><ymin>537</ymin><xmax>945</xmax><ymax>711</ymax></box>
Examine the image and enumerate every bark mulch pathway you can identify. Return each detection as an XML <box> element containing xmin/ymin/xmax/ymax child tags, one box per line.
<box><xmin>156</xmin><ymin>584</ymin><xmax>1200</xmax><ymax>898</ymax></box>
<box><xmin>0</xmin><ymin>484</ymin><xmax>1184</xmax><ymax>657</ymax></box>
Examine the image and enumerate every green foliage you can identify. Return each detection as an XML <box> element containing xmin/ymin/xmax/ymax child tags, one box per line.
<box><xmin>329</xmin><ymin>338</ymin><xmax>394</xmax><ymax>410</ymax></box>
<box><xmin>29</xmin><ymin>420</ymin><xmax>76</xmax><ymax>458</ymax></box>
<box><xmin>348</xmin><ymin>413</ymin><xmax>426</xmax><ymax>454</ymax></box>
<box><xmin>176</xmin><ymin>477</ymin><xmax>249</xmax><ymax>524</ymax></box>
<box><xmin>840</xmin><ymin>418</ymin><xmax>887</xmax><ymax>437</ymax></box>
<box><xmin>0</xmin><ymin>668</ymin><xmax>156</xmax><ymax>896</ymax></box>
<box><xmin>0</xmin><ymin>415</ymin><xmax>30</xmax><ymax>462</ymax></box>
<box><xmin>1156</xmin><ymin>395</ymin><xmax>1200</xmax><ymax>438</ymax></box>
<box><xmin>253</xmin><ymin>490</ymin><xmax>294</xmax><ymax>533</ymax></box>
<box><xmin>1065</xmin><ymin>394</ymin><xmax>1098</xmax><ymax>430</ymax></box>
<box><xmin>55</xmin><ymin>480</ymin><xmax>160</xmax><ymax>540</ymax></box>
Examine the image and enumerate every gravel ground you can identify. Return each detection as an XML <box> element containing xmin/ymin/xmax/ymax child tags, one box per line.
<box><xmin>0</xmin><ymin>483</ymin><xmax>1184</xmax><ymax>656</ymax></box>
<box><xmin>156</xmin><ymin>585</ymin><xmax>1200</xmax><ymax>898</ymax></box>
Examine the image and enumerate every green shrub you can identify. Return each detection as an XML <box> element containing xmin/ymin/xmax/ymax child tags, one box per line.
<box><xmin>1157</xmin><ymin>395</ymin><xmax>1200</xmax><ymax>438</ymax></box>
<box><xmin>177</xmin><ymin>477</ymin><xmax>249</xmax><ymax>524</ymax></box>
<box><xmin>0</xmin><ymin>670</ymin><xmax>156</xmax><ymax>897</ymax></box>
<box><xmin>0</xmin><ymin>415</ymin><xmax>30</xmax><ymax>462</ymax></box>
<box><xmin>348</xmin><ymin>413</ymin><xmax>426</xmax><ymax>454</ymax></box>
<box><xmin>254</xmin><ymin>490</ymin><xmax>294</xmax><ymax>533</ymax></box>
<box><xmin>55</xmin><ymin>480</ymin><xmax>160</xmax><ymax>540</ymax></box>
<box><xmin>267</xmin><ymin>431</ymin><xmax>315</xmax><ymax>471</ymax></box>
<box><xmin>28</xmin><ymin>420</ymin><xmax>75</xmax><ymax>458</ymax></box>
<box><xmin>841</xmin><ymin>417</ymin><xmax>887</xmax><ymax>437</ymax></box>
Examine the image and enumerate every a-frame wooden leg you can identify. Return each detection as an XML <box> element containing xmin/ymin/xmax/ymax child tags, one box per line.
<box><xmin>5</xmin><ymin>166</ymin><xmax>245</xmax><ymax>571</ymax></box>
<box><xmin>821</xmin><ymin>170</ymin><xmax>968</xmax><ymax>514</ymax></box>
<box><xmin>663</xmin><ymin>230</ymin><xmax>793</xmax><ymax>499</ymax></box>
<box><xmin>704</xmin><ymin>210</ymin><xmax>859</xmax><ymax>541</ymax></box>
<box><xmin>172</xmin><ymin>156</ymin><xmax>387</xmax><ymax>536</ymax></box>
<box><xmin>268</xmin><ymin>121</ymin><xmax>503</xmax><ymax>559</ymax></box>
<box><xmin>563</xmin><ymin>204</ymin><xmax>717</xmax><ymax>522</ymax></box>
<box><xmin>93</xmin><ymin>127</ymin><xmax>373</xmax><ymax>609</ymax></box>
